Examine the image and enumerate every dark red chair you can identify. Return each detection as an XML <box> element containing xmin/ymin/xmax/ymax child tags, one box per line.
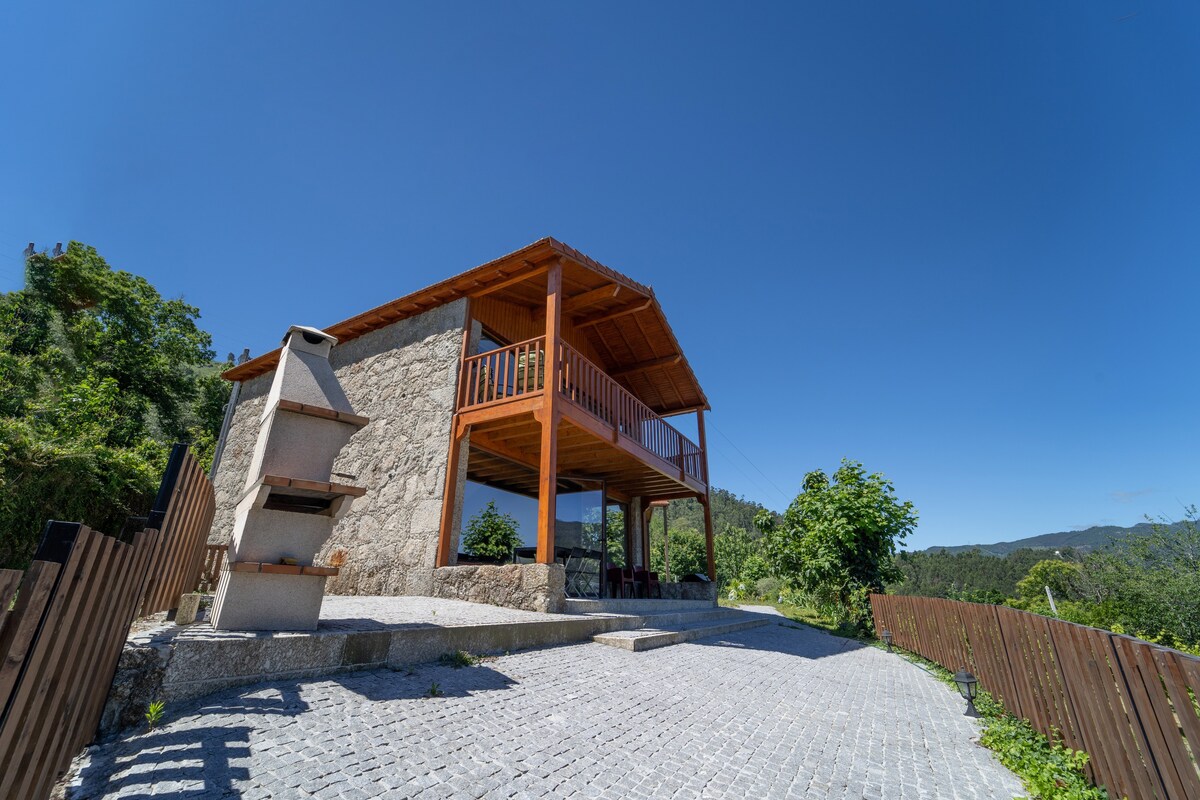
<box><xmin>620</xmin><ymin>567</ymin><xmax>637</xmax><ymax>598</ymax></box>
<box><xmin>635</xmin><ymin>568</ymin><xmax>662</xmax><ymax>599</ymax></box>
<box><xmin>607</xmin><ymin>565</ymin><xmax>636</xmax><ymax>598</ymax></box>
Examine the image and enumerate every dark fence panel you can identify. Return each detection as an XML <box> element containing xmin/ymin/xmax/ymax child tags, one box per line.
<box><xmin>138</xmin><ymin>444</ymin><xmax>217</xmax><ymax>616</ymax></box>
<box><xmin>871</xmin><ymin>593</ymin><xmax>1200</xmax><ymax>800</ymax></box>
<box><xmin>0</xmin><ymin>522</ymin><xmax>161</xmax><ymax>799</ymax></box>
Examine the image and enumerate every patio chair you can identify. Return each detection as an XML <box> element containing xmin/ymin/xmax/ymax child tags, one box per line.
<box><xmin>634</xmin><ymin>567</ymin><xmax>661</xmax><ymax>599</ymax></box>
<box><xmin>564</xmin><ymin>548</ymin><xmax>588</xmax><ymax>597</ymax></box>
<box><xmin>618</xmin><ymin>567</ymin><xmax>637</xmax><ymax>599</ymax></box>
<box><xmin>605</xmin><ymin>565</ymin><xmax>634</xmax><ymax>598</ymax></box>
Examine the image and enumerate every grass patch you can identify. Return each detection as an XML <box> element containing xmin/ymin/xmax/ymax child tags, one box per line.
<box><xmin>728</xmin><ymin>599</ymin><xmax>872</xmax><ymax>642</ymax></box>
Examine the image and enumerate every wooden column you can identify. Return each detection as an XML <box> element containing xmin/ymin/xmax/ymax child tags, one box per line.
<box><xmin>536</xmin><ymin>260</ymin><xmax>563</xmax><ymax>564</ymax></box>
<box><xmin>436</xmin><ymin>304</ymin><xmax>473</xmax><ymax>567</ymax></box>
<box><xmin>697</xmin><ymin>409</ymin><xmax>716</xmax><ymax>581</ymax></box>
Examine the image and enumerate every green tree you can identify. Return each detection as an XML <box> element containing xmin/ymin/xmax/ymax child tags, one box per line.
<box><xmin>1016</xmin><ymin>559</ymin><xmax>1083</xmax><ymax>602</ymax></box>
<box><xmin>756</xmin><ymin>459</ymin><xmax>917</xmax><ymax>628</ymax></box>
<box><xmin>1082</xmin><ymin>508</ymin><xmax>1200</xmax><ymax>647</ymax></box>
<box><xmin>713</xmin><ymin>525</ymin><xmax>757</xmax><ymax>588</ymax></box>
<box><xmin>604</xmin><ymin>507</ymin><xmax>626</xmax><ymax>566</ymax></box>
<box><xmin>1</xmin><ymin>243</ymin><xmax>227</xmax><ymax>569</ymax></box>
<box><xmin>649</xmin><ymin>525</ymin><xmax>707</xmax><ymax>580</ymax></box>
<box><xmin>462</xmin><ymin>501</ymin><xmax>522</xmax><ymax>561</ymax></box>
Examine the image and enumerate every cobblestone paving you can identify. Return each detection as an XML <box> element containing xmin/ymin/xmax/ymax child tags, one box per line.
<box><xmin>67</xmin><ymin>611</ymin><xmax>1024</xmax><ymax>799</ymax></box>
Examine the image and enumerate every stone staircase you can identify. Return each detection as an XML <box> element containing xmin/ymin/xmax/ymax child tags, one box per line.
<box><xmin>591</xmin><ymin>607</ymin><xmax>771</xmax><ymax>652</ymax></box>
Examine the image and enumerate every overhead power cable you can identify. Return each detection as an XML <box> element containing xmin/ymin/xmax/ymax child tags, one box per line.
<box><xmin>708</xmin><ymin>417</ymin><xmax>793</xmax><ymax>505</ymax></box>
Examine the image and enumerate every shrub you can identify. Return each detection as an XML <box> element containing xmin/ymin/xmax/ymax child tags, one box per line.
<box><xmin>754</xmin><ymin>577</ymin><xmax>782</xmax><ymax>600</ymax></box>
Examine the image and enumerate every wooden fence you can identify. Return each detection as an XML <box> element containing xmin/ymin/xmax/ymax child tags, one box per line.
<box><xmin>138</xmin><ymin>443</ymin><xmax>217</xmax><ymax>616</ymax></box>
<box><xmin>0</xmin><ymin>443</ymin><xmax>218</xmax><ymax>798</ymax></box>
<box><xmin>0</xmin><ymin>522</ymin><xmax>162</xmax><ymax>799</ymax></box>
<box><xmin>871</xmin><ymin>593</ymin><xmax>1200</xmax><ymax>800</ymax></box>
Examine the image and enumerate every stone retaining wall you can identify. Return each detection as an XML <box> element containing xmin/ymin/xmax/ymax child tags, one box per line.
<box><xmin>660</xmin><ymin>581</ymin><xmax>718</xmax><ymax>602</ymax></box>
<box><xmin>431</xmin><ymin>564</ymin><xmax>566</xmax><ymax>613</ymax></box>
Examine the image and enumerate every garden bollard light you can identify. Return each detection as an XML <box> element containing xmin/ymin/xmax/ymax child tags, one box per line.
<box><xmin>953</xmin><ymin>668</ymin><xmax>979</xmax><ymax>717</ymax></box>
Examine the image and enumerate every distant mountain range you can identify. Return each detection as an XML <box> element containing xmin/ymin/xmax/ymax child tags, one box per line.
<box><xmin>926</xmin><ymin>520</ymin><xmax>1180</xmax><ymax>557</ymax></box>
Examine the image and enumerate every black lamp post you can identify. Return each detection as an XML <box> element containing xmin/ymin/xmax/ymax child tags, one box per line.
<box><xmin>881</xmin><ymin>630</ymin><xmax>893</xmax><ymax>652</ymax></box>
<box><xmin>953</xmin><ymin>668</ymin><xmax>979</xmax><ymax>717</ymax></box>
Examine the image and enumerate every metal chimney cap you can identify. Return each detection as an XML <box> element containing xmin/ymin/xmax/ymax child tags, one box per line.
<box><xmin>281</xmin><ymin>325</ymin><xmax>338</xmax><ymax>347</ymax></box>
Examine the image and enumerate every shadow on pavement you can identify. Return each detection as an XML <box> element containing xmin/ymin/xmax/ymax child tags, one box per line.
<box><xmin>694</xmin><ymin>609</ymin><xmax>871</xmax><ymax>660</ymax></box>
<box><xmin>69</xmin><ymin>725</ymin><xmax>253</xmax><ymax>799</ymax></box>
<box><xmin>69</xmin><ymin>663</ymin><xmax>516</xmax><ymax>798</ymax></box>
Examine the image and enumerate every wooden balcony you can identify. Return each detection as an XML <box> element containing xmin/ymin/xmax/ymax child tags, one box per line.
<box><xmin>456</xmin><ymin>336</ymin><xmax>707</xmax><ymax>496</ymax></box>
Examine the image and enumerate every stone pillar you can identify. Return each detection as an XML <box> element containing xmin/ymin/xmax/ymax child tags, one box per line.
<box><xmin>629</xmin><ymin>497</ymin><xmax>645</xmax><ymax>568</ymax></box>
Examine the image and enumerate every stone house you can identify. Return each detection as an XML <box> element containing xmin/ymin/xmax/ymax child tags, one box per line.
<box><xmin>210</xmin><ymin>238</ymin><xmax>714</xmax><ymax>612</ymax></box>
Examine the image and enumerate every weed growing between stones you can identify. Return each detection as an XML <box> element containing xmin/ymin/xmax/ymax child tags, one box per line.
<box><xmin>144</xmin><ymin>700</ymin><xmax>165</xmax><ymax>731</ymax></box>
<box><xmin>438</xmin><ymin>650</ymin><xmax>480</xmax><ymax>669</ymax></box>
<box><xmin>426</xmin><ymin>682</ymin><xmax>443</xmax><ymax>698</ymax></box>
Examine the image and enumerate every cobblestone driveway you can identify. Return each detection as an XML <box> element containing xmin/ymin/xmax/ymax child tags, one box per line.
<box><xmin>67</xmin><ymin>611</ymin><xmax>1024</xmax><ymax>799</ymax></box>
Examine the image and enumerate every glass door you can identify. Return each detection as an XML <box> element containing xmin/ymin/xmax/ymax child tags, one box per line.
<box><xmin>554</xmin><ymin>477</ymin><xmax>605</xmax><ymax>598</ymax></box>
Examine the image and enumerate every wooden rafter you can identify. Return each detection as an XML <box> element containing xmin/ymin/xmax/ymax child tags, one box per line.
<box><xmin>574</xmin><ymin>298</ymin><xmax>653</xmax><ymax>328</ymax></box>
<box><xmin>563</xmin><ymin>283</ymin><xmax>620</xmax><ymax>314</ymax></box>
<box><xmin>471</xmin><ymin>262</ymin><xmax>550</xmax><ymax>298</ymax></box>
<box><xmin>609</xmin><ymin>354</ymin><xmax>681</xmax><ymax>378</ymax></box>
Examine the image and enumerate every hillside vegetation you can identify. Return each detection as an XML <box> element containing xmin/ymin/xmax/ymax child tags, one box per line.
<box><xmin>929</xmin><ymin>520</ymin><xmax>1172</xmax><ymax>556</ymax></box>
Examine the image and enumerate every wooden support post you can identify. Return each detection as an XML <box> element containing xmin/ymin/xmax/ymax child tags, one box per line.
<box><xmin>436</xmin><ymin>304</ymin><xmax>474</xmax><ymax>567</ymax></box>
<box><xmin>697</xmin><ymin>409</ymin><xmax>716</xmax><ymax>581</ymax></box>
<box><xmin>536</xmin><ymin>260</ymin><xmax>563</xmax><ymax>564</ymax></box>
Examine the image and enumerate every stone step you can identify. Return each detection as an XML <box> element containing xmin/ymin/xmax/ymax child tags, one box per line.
<box><xmin>636</xmin><ymin>608</ymin><xmax>748</xmax><ymax>627</ymax></box>
<box><xmin>564</xmin><ymin>597</ymin><xmax>715</xmax><ymax>615</ymax></box>
<box><xmin>592</xmin><ymin>613</ymin><xmax>772</xmax><ymax>652</ymax></box>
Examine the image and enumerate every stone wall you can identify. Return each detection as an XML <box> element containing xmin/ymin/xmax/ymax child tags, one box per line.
<box><xmin>431</xmin><ymin>564</ymin><xmax>566</xmax><ymax>613</ymax></box>
<box><xmin>660</xmin><ymin>581</ymin><xmax>718</xmax><ymax>602</ymax></box>
<box><xmin>209</xmin><ymin>300</ymin><xmax>469</xmax><ymax>597</ymax></box>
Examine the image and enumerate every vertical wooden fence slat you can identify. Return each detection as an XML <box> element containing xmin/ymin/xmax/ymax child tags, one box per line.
<box><xmin>0</xmin><ymin>562</ymin><xmax>61</xmax><ymax>718</ymax></box>
<box><xmin>872</xmin><ymin>593</ymin><xmax>1200</xmax><ymax>800</ymax></box>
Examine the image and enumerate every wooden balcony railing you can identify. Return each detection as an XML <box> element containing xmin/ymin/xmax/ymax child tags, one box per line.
<box><xmin>459</xmin><ymin>335</ymin><xmax>547</xmax><ymax>410</ymax></box>
<box><xmin>558</xmin><ymin>343</ymin><xmax>706</xmax><ymax>484</ymax></box>
<box><xmin>457</xmin><ymin>337</ymin><xmax>706</xmax><ymax>486</ymax></box>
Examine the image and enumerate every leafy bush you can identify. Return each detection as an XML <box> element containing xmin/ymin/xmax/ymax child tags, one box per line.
<box><xmin>975</xmin><ymin>694</ymin><xmax>1107</xmax><ymax>799</ymax></box>
<box><xmin>754</xmin><ymin>577</ymin><xmax>782</xmax><ymax>600</ymax></box>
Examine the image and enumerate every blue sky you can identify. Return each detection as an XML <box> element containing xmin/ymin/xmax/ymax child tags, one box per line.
<box><xmin>3</xmin><ymin>2</ymin><xmax>1198</xmax><ymax>549</ymax></box>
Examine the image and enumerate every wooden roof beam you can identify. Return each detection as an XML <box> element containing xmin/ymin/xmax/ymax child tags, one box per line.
<box><xmin>471</xmin><ymin>261</ymin><xmax>550</xmax><ymax>298</ymax></box>
<box><xmin>609</xmin><ymin>354</ymin><xmax>681</xmax><ymax>378</ymax></box>
<box><xmin>563</xmin><ymin>283</ymin><xmax>620</xmax><ymax>314</ymax></box>
<box><xmin>574</xmin><ymin>299</ymin><xmax>653</xmax><ymax>329</ymax></box>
